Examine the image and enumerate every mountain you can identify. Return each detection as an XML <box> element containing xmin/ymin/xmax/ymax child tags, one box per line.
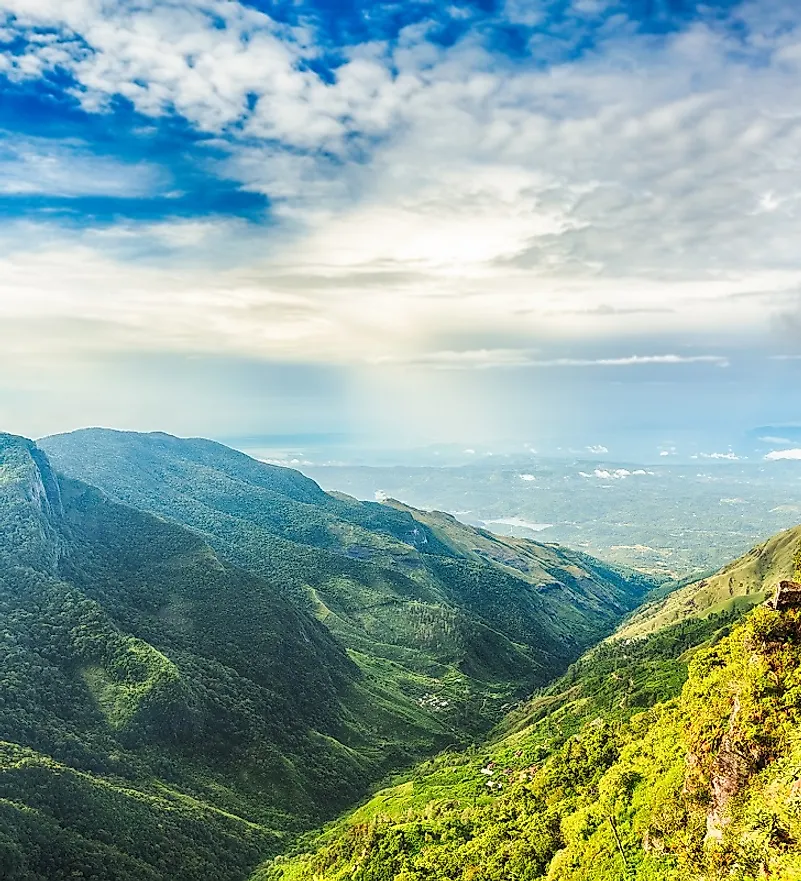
<box><xmin>1</xmin><ymin>431</ymin><xmax>653</xmax><ymax>880</ymax></box>
<box><xmin>42</xmin><ymin>429</ymin><xmax>654</xmax><ymax>728</ymax></box>
<box><xmin>263</xmin><ymin>579</ymin><xmax>801</xmax><ymax>881</ymax></box>
<box><xmin>0</xmin><ymin>433</ymin><xmax>376</xmax><ymax>880</ymax></box>
<box><xmin>614</xmin><ymin>523</ymin><xmax>801</xmax><ymax>640</ymax></box>
<box><xmin>7</xmin><ymin>428</ymin><xmax>800</xmax><ymax>881</ymax></box>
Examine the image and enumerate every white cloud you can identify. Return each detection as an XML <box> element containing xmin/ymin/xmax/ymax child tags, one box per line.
<box><xmin>600</xmin><ymin>468</ymin><xmax>629</xmax><ymax>479</ymax></box>
<box><xmin>574</xmin><ymin>355</ymin><xmax>729</xmax><ymax>367</ymax></box>
<box><xmin>0</xmin><ymin>0</ymin><xmax>801</xmax><ymax>370</ymax></box>
<box><xmin>699</xmin><ymin>451</ymin><xmax>742</xmax><ymax>460</ymax></box>
<box><xmin>759</xmin><ymin>435</ymin><xmax>792</xmax><ymax>444</ymax></box>
<box><xmin>371</xmin><ymin>349</ymin><xmax>543</xmax><ymax>370</ymax></box>
<box><xmin>765</xmin><ymin>449</ymin><xmax>801</xmax><ymax>460</ymax></box>
<box><xmin>579</xmin><ymin>467</ymin><xmax>652</xmax><ymax>480</ymax></box>
<box><xmin>372</xmin><ymin>350</ymin><xmax>730</xmax><ymax>370</ymax></box>
<box><xmin>1</xmin><ymin>0</ymin><xmax>318</xmax><ymax>137</ymax></box>
<box><xmin>518</xmin><ymin>473</ymin><xmax>536</xmax><ymax>481</ymax></box>
<box><xmin>485</xmin><ymin>517</ymin><xmax>552</xmax><ymax>531</ymax></box>
<box><xmin>586</xmin><ymin>444</ymin><xmax>608</xmax><ymax>453</ymax></box>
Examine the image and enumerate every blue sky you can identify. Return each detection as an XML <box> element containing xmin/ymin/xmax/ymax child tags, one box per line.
<box><xmin>1</xmin><ymin>0</ymin><xmax>801</xmax><ymax>456</ymax></box>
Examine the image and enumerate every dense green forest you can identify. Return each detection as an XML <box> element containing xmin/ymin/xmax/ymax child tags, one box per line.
<box><xmin>0</xmin><ymin>434</ymin><xmax>364</xmax><ymax>879</ymax></box>
<box><xmin>0</xmin><ymin>431</ymin><xmax>653</xmax><ymax>880</ymax></box>
<box><xmin>261</xmin><ymin>602</ymin><xmax>801</xmax><ymax>881</ymax></box>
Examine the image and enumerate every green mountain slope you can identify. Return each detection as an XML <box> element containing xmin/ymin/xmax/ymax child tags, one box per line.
<box><xmin>263</xmin><ymin>593</ymin><xmax>801</xmax><ymax>881</ymax></box>
<box><xmin>614</xmin><ymin>523</ymin><xmax>801</xmax><ymax>640</ymax></box>
<box><xmin>0</xmin><ymin>433</ymin><xmax>394</xmax><ymax>879</ymax></box>
<box><xmin>1</xmin><ymin>431</ymin><xmax>654</xmax><ymax>880</ymax></box>
<box><xmin>42</xmin><ymin>429</ymin><xmax>654</xmax><ymax>732</ymax></box>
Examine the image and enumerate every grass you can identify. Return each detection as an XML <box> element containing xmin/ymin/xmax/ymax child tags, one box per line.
<box><xmin>614</xmin><ymin>523</ymin><xmax>801</xmax><ymax>639</ymax></box>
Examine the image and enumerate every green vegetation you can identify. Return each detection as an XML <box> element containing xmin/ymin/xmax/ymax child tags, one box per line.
<box><xmin>11</xmin><ymin>427</ymin><xmax>801</xmax><ymax>881</ymax></box>
<box><xmin>42</xmin><ymin>429</ymin><xmax>653</xmax><ymax>734</ymax></box>
<box><xmin>0</xmin><ymin>431</ymin><xmax>653</xmax><ymax>879</ymax></box>
<box><xmin>0</xmin><ymin>434</ymin><xmax>367</xmax><ymax>879</ymax></box>
<box><xmin>615</xmin><ymin>523</ymin><xmax>801</xmax><ymax>639</ymax></box>
<box><xmin>262</xmin><ymin>602</ymin><xmax>801</xmax><ymax>881</ymax></box>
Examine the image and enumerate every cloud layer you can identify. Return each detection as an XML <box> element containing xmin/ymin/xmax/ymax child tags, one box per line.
<box><xmin>1</xmin><ymin>0</ymin><xmax>801</xmax><ymax>438</ymax></box>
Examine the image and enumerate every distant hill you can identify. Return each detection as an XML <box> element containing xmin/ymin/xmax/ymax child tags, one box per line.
<box><xmin>0</xmin><ymin>430</ymin><xmax>654</xmax><ymax>880</ymax></box>
<box><xmin>300</xmin><ymin>457</ymin><xmax>801</xmax><ymax>579</ymax></box>
<box><xmin>613</xmin><ymin>523</ymin><xmax>801</xmax><ymax>640</ymax></box>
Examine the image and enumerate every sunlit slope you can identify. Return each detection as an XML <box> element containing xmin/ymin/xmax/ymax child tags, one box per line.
<box><xmin>256</xmin><ymin>526</ymin><xmax>801</xmax><ymax>881</ymax></box>
<box><xmin>613</xmin><ymin>523</ymin><xmax>801</xmax><ymax>640</ymax></box>
<box><xmin>259</xmin><ymin>599</ymin><xmax>801</xmax><ymax>881</ymax></box>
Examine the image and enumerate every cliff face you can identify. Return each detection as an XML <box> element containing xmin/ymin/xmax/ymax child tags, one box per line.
<box><xmin>702</xmin><ymin>699</ymin><xmax>753</xmax><ymax>841</ymax></box>
<box><xmin>0</xmin><ymin>434</ymin><xmax>64</xmax><ymax>574</ymax></box>
<box><xmin>28</xmin><ymin>443</ymin><xmax>63</xmax><ymax>519</ymax></box>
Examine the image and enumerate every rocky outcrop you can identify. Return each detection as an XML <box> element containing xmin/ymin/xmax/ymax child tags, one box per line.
<box><xmin>766</xmin><ymin>580</ymin><xmax>801</xmax><ymax>611</ymax></box>
<box><xmin>702</xmin><ymin>595</ymin><xmax>801</xmax><ymax>843</ymax></box>
<box><xmin>706</xmin><ymin>739</ymin><xmax>752</xmax><ymax>840</ymax></box>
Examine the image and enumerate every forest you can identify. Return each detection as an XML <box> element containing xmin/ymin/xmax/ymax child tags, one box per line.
<box><xmin>0</xmin><ymin>430</ymin><xmax>652</xmax><ymax>880</ymax></box>
<box><xmin>1</xmin><ymin>429</ymin><xmax>799</xmax><ymax>880</ymax></box>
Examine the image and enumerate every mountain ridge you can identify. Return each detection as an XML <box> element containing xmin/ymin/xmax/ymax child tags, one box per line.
<box><xmin>613</xmin><ymin>522</ymin><xmax>801</xmax><ymax>641</ymax></box>
<box><xmin>42</xmin><ymin>428</ymin><xmax>654</xmax><ymax>718</ymax></box>
<box><xmin>0</xmin><ymin>429</ymin><xmax>655</xmax><ymax>880</ymax></box>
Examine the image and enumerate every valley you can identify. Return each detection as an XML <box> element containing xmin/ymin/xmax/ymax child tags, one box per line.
<box><xmin>0</xmin><ymin>430</ymin><xmax>652</xmax><ymax>880</ymax></box>
<box><xmin>1</xmin><ymin>428</ymin><xmax>799</xmax><ymax>881</ymax></box>
<box><xmin>258</xmin><ymin>547</ymin><xmax>801</xmax><ymax>881</ymax></box>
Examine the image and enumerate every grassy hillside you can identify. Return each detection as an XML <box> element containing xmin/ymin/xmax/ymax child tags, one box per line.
<box><xmin>614</xmin><ymin>523</ymin><xmax>801</xmax><ymax>640</ymax></box>
<box><xmin>262</xmin><ymin>597</ymin><xmax>801</xmax><ymax>881</ymax></box>
<box><xmin>42</xmin><ymin>429</ymin><xmax>654</xmax><ymax>734</ymax></box>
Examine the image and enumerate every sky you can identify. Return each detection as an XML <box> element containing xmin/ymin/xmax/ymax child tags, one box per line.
<box><xmin>1</xmin><ymin>0</ymin><xmax>801</xmax><ymax>456</ymax></box>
